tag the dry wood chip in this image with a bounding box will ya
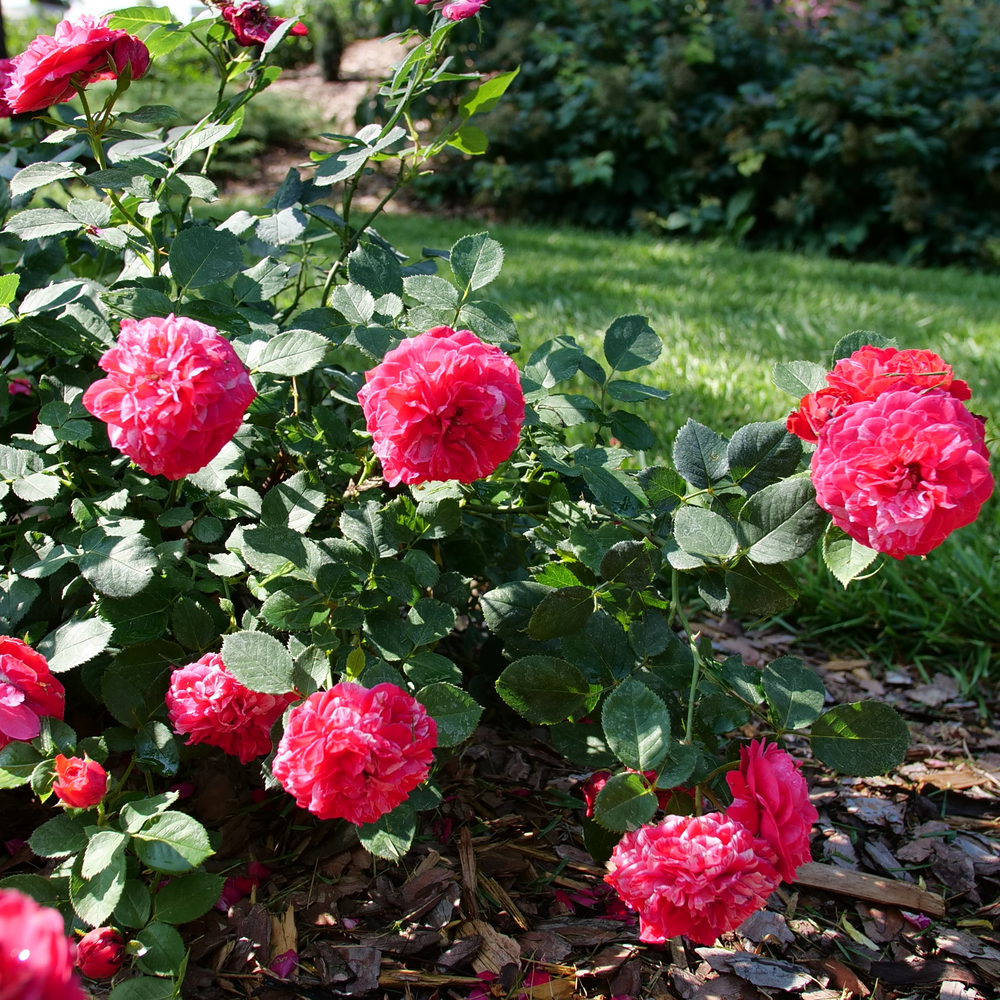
[843,795,906,834]
[575,943,638,977]
[690,972,765,999]
[609,957,642,996]
[822,829,859,869]
[521,978,576,1000]
[868,958,981,987]
[518,930,573,965]
[670,966,706,999]
[737,909,794,944]
[458,918,521,973]
[909,673,961,708]
[864,839,914,882]
[224,902,271,972]
[696,948,818,991]
[341,946,381,995]
[353,929,443,956]
[535,917,639,946]
[794,862,947,917]
[940,981,984,1000]
[856,902,904,944]
[804,958,868,997]
[268,904,296,964]
[437,935,483,972]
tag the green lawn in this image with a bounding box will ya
[377,215,1000,680]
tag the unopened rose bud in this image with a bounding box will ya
[76,926,124,979]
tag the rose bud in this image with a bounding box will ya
[52,754,108,809]
[76,926,125,979]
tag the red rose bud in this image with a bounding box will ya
[76,926,124,979]
[221,1,307,46]
[52,754,108,809]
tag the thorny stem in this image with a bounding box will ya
[671,567,704,745]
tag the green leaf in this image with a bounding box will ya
[37,617,114,674]
[718,655,764,705]
[358,802,416,860]
[0,873,59,905]
[133,812,213,873]
[79,526,158,598]
[0,273,20,308]
[606,379,671,403]
[459,68,519,119]
[120,792,180,835]
[340,500,396,558]
[480,580,553,646]
[450,233,504,292]
[823,526,878,587]
[0,741,44,788]
[119,104,180,124]
[107,6,175,30]
[136,921,186,977]
[135,721,180,777]
[457,300,519,351]
[725,561,798,617]
[810,701,910,776]
[549,721,617,768]
[592,771,657,832]
[601,677,670,771]
[528,586,593,641]
[71,849,126,927]
[220,631,295,694]
[115,879,153,928]
[599,539,653,588]
[448,124,488,154]
[581,815,621,865]
[170,227,242,291]
[255,330,327,376]
[171,599,216,651]
[4,208,80,240]
[11,161,83,198]
[496,656,591,724]
[638,467,686,513]
[739,477,827,564]
[602,315,661,373]
[580,467,648,517]
[656,740,699,789]
[416,683,482,747]
[255,207,307,246]
[831,331,895,364]
[29,814,86,857]
[772,360,829,397]
[171,121,240,169]
[609,410,655,450]
[82,830,129,879]
[348,242,403,298]
[561,610,632,684]
[673,419,729,488]
[101,591,170,645]
[727,421,803,495]
[673,506,738,561]
[762,656,826,730]
[108,977,178,1000]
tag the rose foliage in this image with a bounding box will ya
[0,2,990,989]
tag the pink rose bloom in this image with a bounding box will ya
[7,378,32,397]
[220,1,308,46]
[52,754,108,810]
[786,387,854,443]
[358,327,524,486]
[0,888,87,1000]
[0,637,65,749]
[725,740,818,882]
[605,813,780,945]
[826,347,971,403]
[5,15,149,114]
[271,682,437,826]
[811,388,993,558]
[75,927,124,980]
[166,653,295,764]
[441,0,487,19]
[0,59,16,117]
[83,314,256,481]
[788,346,972,443]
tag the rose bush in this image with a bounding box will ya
[0,2,989,988]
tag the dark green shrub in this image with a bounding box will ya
[369,0,1000,266]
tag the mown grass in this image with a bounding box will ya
[376,215,1000,678]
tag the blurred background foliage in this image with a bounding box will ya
[368,0,1000,268]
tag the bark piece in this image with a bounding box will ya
[794,861,946,917]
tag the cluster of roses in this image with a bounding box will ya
[0,3,304,118]
[0,14,149,116]
[788,347,993,558]
[602,741,819,945]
